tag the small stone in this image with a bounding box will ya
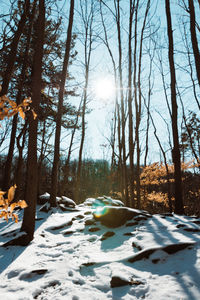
[88,227,100,232]
[132,242,142,251]
[85,219,96,226]
[101,231,115,241]
[110,276,130,288]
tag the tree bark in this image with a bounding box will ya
[50,0,75,207]
[21,0,45,240]
[128,0,135,207]
[188,0,200,86]
[0,0,30,97]
[165,0,184,214]
[115,0,129,205]
[2,1,35,191]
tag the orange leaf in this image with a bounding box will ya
[18,200,28,208]
[10,202,17,213]
[32,110,37,120]
[19,107,25,119]
[8,185,17,203]
[12,213,18,223]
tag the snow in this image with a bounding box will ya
[0,198,200,300]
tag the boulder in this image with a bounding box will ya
[83,196,124,208]
[93,206,151,228]
[38,192,50,204]
[57,196,76,208]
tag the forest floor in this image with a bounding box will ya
[0,198,200,300]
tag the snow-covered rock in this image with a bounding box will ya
[93,206,151,228]
[38,193,76,209]
[57,196,76,208]
[83,196,124,208]
[38,192,50,204]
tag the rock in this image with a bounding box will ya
[83,196,124,207]
[132,242,142,251]
[128,242,195,263]
[110,276,143,288]
[123,232,135,236]
[50,220,73,231]
[88,227,101,232]
[183,227,200,233]
[85,219,96,226]
[101,231,115,241]
[126,221,138,227]
[110,276,130,288]
[176,224,186,228]
[192,220,200,225]
[93,206,151,228]
[38,192,50,204]
[57,196,76,208]
[62,230,75,235]
[39,202,51,212]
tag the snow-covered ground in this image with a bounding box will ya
[0,198,200,300]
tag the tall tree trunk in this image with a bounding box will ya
[115,0,129,205]
[37,118,46,195]
[15,121,28,201]
[128,0,135,207]
[21,0,45,241]
[165,0,184,214]
[50,0,75,207]
[75,0,94,204]
[2,1,35,191]
[75,90,87,204]
[0,0,30,97]
[188,0,200,86]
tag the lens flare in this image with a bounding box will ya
[92,200,108,218]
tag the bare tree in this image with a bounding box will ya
[50,0,75,207]
[0,0,30,97]
[21,0,45,243]
[2,1,36,191]
[75,0,95,203]
[165,0,184,214]
[188,0,200,86]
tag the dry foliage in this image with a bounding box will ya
[0,185,27,223]
[0,85,37,122]
[140,161,196,186]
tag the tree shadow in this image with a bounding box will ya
[0,207,50,274]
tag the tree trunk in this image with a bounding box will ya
[115,0,129,205]
[128,0,135,207]
[2,1,35,191]
[0,0,30,97]
[21,0,45,241]
[188,0,200,86]
[50,0,75,207]
[15,121,28,201]
[165,0,184,214]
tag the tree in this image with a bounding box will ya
[165,0,184,214]
[74,0,97,203]
[2,1,36,191]
[0,0,30,97]
[50,0,75,207]
[188,0,200,86]
[21,0,45,242]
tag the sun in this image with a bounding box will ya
[94,77,115,100]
